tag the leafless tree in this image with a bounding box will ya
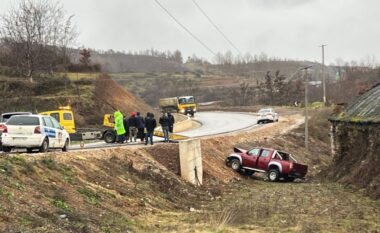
[0,0,77,82]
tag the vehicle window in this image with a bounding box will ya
[278,151,289,161]
[50,113,60,122]
[43,117,54,128]
[274,152,283,160]
[50,117,62,129]
[6,116,39,126]
[261,150,271,157]
[259,109,271,113]
[179,97,195,104]
[248,148,260,156]
[63,113,72,121]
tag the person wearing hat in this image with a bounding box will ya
[128,112,138,142]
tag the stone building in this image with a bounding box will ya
[329,83,380,199]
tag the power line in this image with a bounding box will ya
[154,0,217,56]
[191,0,241,55]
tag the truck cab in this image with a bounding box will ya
[39,106,76,134]
[177,96,197,116]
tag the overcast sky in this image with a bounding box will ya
[1,0,379,64]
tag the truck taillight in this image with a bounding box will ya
[290,162,293,170]
[2,125,7,133]
[34,126,41,134]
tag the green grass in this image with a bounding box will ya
[51,197,71,212]
[77,187,101,206]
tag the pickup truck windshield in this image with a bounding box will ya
[6,116,40,126]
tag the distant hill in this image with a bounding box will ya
[70,49,187,73]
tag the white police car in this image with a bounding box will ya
[1,114,70,153]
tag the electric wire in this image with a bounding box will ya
[154,0,217,56]
[191,0,241,55]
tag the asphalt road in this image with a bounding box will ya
[1,111,259,152]
[180,111,258,137]
[70,111,258,150]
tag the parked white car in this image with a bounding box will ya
[256,108,279,124]
[1,115,70,153]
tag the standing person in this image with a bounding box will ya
[145,113,157,145]
[136,112,145,142]
[123,115,129,142]
[114,110,126,143]
[128,112,138,142]
[168,112,175,133]
[159,112,170,142]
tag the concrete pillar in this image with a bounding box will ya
[179,138,202,185]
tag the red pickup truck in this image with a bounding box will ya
[225,147,308,182]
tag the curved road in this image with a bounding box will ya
[70,111,258,150]
[0,112,259,152]
[181,111,258,137]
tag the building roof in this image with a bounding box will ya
[331,83,380,123]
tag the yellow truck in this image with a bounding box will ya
[159,96,197,116]
[39,107,102,141]
[39,107,188,143]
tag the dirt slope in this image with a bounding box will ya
[74,74,158,126]
[0,108,379,232]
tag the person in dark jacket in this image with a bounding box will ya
[136,112,145,142]
[128,112,138,142]
[123,115,129,142]
[159,112,170,142]
[144,112,157,145]
[168,112,175,133]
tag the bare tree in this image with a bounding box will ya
[0,0,77,82]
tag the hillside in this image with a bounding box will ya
[0,74,157,127]
[0,108,379,232]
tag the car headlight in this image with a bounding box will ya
[180,109,185,113]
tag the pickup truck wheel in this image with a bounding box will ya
[268,169,280,182]
[104,131,116,143]
[62,139,69,152]
[230,159,241,171]
[2,146,11,153]
[39,138,49,153]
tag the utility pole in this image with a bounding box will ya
[301,65,312,151]
[319,44,327,105]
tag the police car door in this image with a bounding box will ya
[50,116,65,148]
[42,116,58,148]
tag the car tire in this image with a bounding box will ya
[39,138,49,153]
[27,148,34,153]
[62,139,69,152]
[244,170,255,176]
[230,159,241,171]
[2,146,11,153]
[268,169,280,182]
[104,131,116,143]
[257,120,261,124]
